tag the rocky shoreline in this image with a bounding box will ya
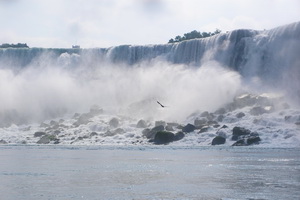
[0,93,300,147]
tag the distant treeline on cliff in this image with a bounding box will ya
[168,29,221,43]
[0,43,29,48]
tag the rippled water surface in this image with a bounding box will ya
[0,145,299,200]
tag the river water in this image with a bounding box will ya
[0,145,299,200]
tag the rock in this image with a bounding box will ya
[50,120,59,126]
[73,114,91,126]
[0,139,8,144]
[215,107,226,115]
[234,94,256,108]
[40,122,49,128]
[194,118,207,127]
[37,135,59,144]
[109,118,119,128]
[143,125,165,139]
[34,131,46,137]
[182,124,196,133]
[217,115,224,122]
[174,132,185,141]
[73,113,80,119]
[212,136,226,145]
[232,127,251,141]
[114,128,125,134]
[136,120,147,128]
[89,105,103,116]
[199,126,209,133]
[167,122,179,127]
[236,112,245,118]
[250,106,268,116]
[153,131,175,145]
[59,119,65,124]
[155,121,166,127]
[165,125,174,131]
[90,132,98,137]
[200,111,210,118]
[247,136,261,145]
[232,139,247,146]
[295,122,300,126]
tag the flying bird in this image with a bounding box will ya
[157,101,165,108]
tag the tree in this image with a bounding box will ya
[168,29,221,43]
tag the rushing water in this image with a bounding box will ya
[0,145,299,200]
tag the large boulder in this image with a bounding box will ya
[232,127,251,140]
[34,131,46,137]
[247,136,261,145]
[182,124,196,133]
[212,136,226,145]
[153,131,175,145]
[143,125,165,139]
[0,139,8,144]
[37,135,59,144]
[136,120,147,128]
[109,118,119,128]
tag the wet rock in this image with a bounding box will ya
[109,118,119,128]
[200,111,210,118]
[182,124,196,133]
[236,112,245,118]
[90,132,98,137]
[114,128,125,134]
[143,125,165,139]
[155,121,166,127]
[212,136,226,145]
[174,132,185,141]
[73,113,80,119]
[34,131,46,137]
[232,139,246,146]
[153,131,175,145]
[50,120,59,127]
[199,126,209,133]
[136,120,147,128]
[247,136,261,145]
[217,115,224,122]
[232,127,251,141]
[0,139,8,144]
[165,125,174,131]
[37,135,50,144]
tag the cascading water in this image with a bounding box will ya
[0,22,299,146]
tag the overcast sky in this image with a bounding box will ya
[0,0,299,48]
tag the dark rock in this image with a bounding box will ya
[144,125,165,139]
[174,132,185,141]
[295,122,300,126]
[232,139,247,146]
[142,128,151,137]
[215,107,226,115]
[250,106,267,116]
[212,136,226,145]
[109,118,119,128]
[153,131,175,144]
[34,132,46,137]
[182,124,196,133]
[247,136,261,145]
[236,112,245,118]
[37,135,54,144]
[136,120,147,128]
[53,130,61,135]
[90,132,98,137]
[155,121,166,127]
[217,115,224,122]
[232,127,251,141]
[0,139,8,144]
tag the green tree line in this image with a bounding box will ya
[168,29,221,43]
[0,43,29,48]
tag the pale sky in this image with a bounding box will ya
[0,0,299,48]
